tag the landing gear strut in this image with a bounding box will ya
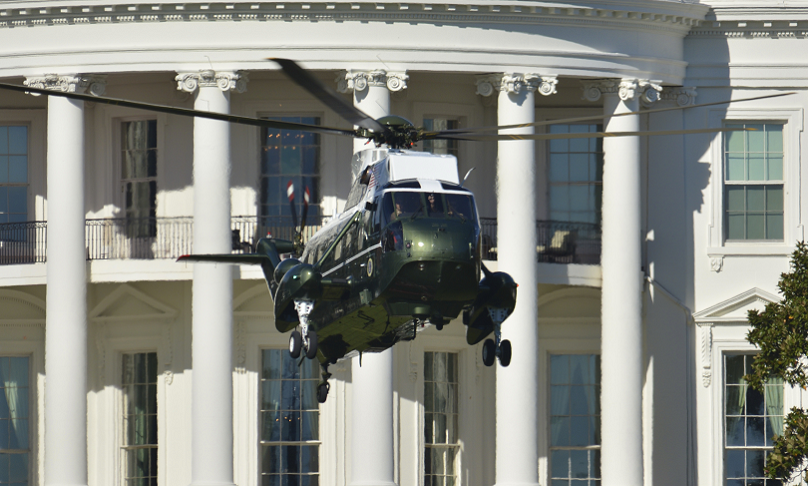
[292,300,318,360]
[481,308,512,367]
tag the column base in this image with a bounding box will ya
[189,482,237,486]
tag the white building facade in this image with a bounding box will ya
[0,1,804,486]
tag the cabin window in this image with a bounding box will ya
[260,349,320,486]
[260,117,321,237]
[121,352,158,486]
[121,120,158,238]
[0,356,30,486]
[0,126,28,224]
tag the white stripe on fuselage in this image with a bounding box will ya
[321,243,382,277]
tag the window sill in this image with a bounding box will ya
[707,244,794,257]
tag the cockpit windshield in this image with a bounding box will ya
[380,190,477,226]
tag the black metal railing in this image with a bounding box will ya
[1,216,600,265]
[0,216,327,265]
[479,218,601,264]
[0,221,47,265]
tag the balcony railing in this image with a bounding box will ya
[0,216,601,266]
[0,221,47,265]
[480,218,601,264]
[0,216,324,265]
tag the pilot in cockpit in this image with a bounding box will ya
[426,193,444,216]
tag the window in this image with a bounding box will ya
[121,120,157,238]
[724,353,783,486]
[547,125,603,224]
[724,123,784,241]
[424,352,459,486]
[423,118,459,157]
[260,349,319,486]
[549,354,600,486]
[0,356,29,486]
[121,352,158,486]
[0,126,28,224]
[260,118,321,232]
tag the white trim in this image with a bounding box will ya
[707,107,804,254]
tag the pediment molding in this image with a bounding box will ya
[89,284,178,323]
[234,283,273,317]
[693,287,780,324]
[0,2,704,34]
[0,289,46,326]
[538,287,600,320]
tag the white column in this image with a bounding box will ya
[338,69,408,154]
[176,70,246,486]
[477,73,548,486]
[29,74,104,486]
[585,79,658,486]
[338,69,406,486]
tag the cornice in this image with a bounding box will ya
[0,2,704,34]
[689,19,808,37]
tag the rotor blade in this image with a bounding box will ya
[300,186,310,231]
[428,92,797,136]
[0,81,357,137]
[433,126,749,142]
[269,58,384,133]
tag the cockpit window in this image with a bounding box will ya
[383,192,424,222]
[445,193,475,221]
[380,191,477,226]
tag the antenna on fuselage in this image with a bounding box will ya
[461,167,476,187]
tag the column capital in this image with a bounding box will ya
[475,73,557,97]
[175,70,248,94]
[581,78,662,104]
[24,74,106,96]
[660,86,698,107]
[336,69,408,93]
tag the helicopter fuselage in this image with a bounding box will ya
[270,151,483,363]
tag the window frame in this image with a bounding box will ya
[0,336,45,486]
[422,351,461,486]
[0,111,45,223]
[707,108,803,256]
[535,326,600,486]
[709,337,801,486]
[258,347,322,486]
[0,355,34,486]
[546,353,601,485]
[119,351,159,486]
[544,123,604,225]
[113,115,163,220]
[257,113,323,226]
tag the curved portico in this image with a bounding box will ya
[0,2,709,486]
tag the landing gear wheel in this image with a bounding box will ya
[317,382,330,403]
[305,330,318,359]
[482,339,496,367]
[499,340,512,367]
[289,331,302,359]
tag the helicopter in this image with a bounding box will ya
[0,60,792,403]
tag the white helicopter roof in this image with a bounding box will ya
[351,148,460,186]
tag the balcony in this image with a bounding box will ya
[0,217,601,266]
[479,218,601,265]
